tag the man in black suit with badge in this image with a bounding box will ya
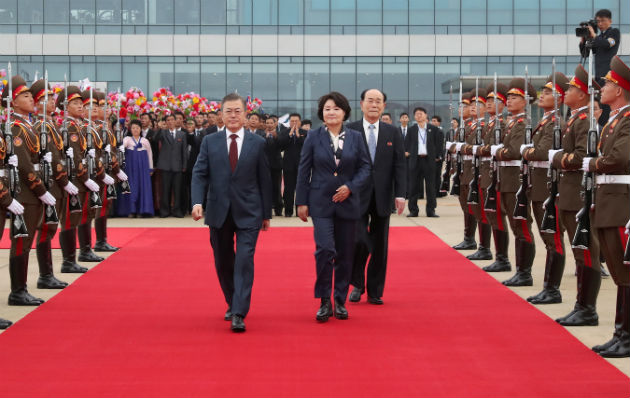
[279,113,308,217]
[405,107,441,218]
[347,89,407,305]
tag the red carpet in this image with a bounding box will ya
[0,227,628,397]
[0,227,146,249]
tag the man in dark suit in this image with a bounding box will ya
[406,107,440,218]
[157,114,187,218]
[431,115,446,197]
[279,113,308,217]
[183,118,208,212]
[192,93,272,333]
[263,115,284,216]
[347,89,407,305]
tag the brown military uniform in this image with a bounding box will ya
[0,133,16,240]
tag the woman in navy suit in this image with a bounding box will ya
[296,92,371,322]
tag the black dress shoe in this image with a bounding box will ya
[598,334,630,358]
[61,262,88,274]
[502,271,533,286]
[224,307,233,321]
[406,212,418,218]
[93,241,119,252]
[231,315,246,332]
[467,246,492,260]
[78,250,104,262]
[426,212,440,218]
[368,297,384,305]
[557,305,598,326]
[482,255,512,272]
[527,288,562,304]
[334,300,348,320]
[37,274,68,289]
[8,290,45,306]
[284,213,293,217]
[173,213,184,218]
[316,298,333,322]
[0,318,12,330]
[592,336,619,354]
[452,237,477,250]
[349,287,363,302]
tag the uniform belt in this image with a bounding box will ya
[498,160,521,167]
[481,157,492,162]
[595,174,630,185]
[417,154,428,158]
[463,155,474,161]
[530,161,550,168]
[0,170,5,177]
[33,164,40,171]
[60,160,66,166]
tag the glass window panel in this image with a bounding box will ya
[305,63,329,101]
[175,0,200,24]
[356,64,381,101]
[0,0,17,24]
[356,0,381,25]
[487,62,513,76]
[541,0,565,26]
[409,63,434,100]
[278,100,304,121]
[44,0,69,24]
[621,0,630,25]
[71,62,96,82]
[305,0,329,25]
[149,0,173,24]
[253,0,277,25]
[253,63,278,100]
[461,0,485,25]
[227,0,252,25]
[71,0,95,24]
[18,0,43,23]
[201,63,226,100]
[227,63,252,95]
[148,62,173,94]
[96,0,121,24]
[201,0,227,24]
[97,62,122,81]
[435,0,460,25]
[567,0,591,24]
[123,63,147,93]
[384,0,407,25]
[383,64,408,101]
[45,62,70,82]
[487,0,511,24]
[331,63,355,100]
[17,63,42,83]
[514,0,539,25]
[304,100,320,124]
[279,63,303,100]
[122,0,147,24]
[409,0,433,25]
[278,0,303,25]
[174,63,199,93]
[594,0,619,19]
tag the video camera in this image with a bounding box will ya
[576,19,597,38]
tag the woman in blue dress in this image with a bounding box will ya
[116,119,154,217]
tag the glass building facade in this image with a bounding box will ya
[0,0,628,122]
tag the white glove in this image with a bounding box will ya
[118,145,125,154]
[582,157,593,172]
[116,170,128,181]
[88,149,96,158]
[491,144,504,157]
[103,174,115,185]
[84,178,100,192]
[472,145,479,155]
[8,155,18,167]
[548,149,562,161]
[7,199,24,215]
[625,219,630,235]
[455,143,464,152]
[38,191,56,206]
[43,152,52,163]
[66,147,74,158]
[105,144,111,154]
[64,181,79,195]
[520,144,533,156]
[445,141,453,149]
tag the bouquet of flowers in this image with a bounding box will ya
[151,87,175,117]
[177,92,208,117]
[122,87,151,120]
[246,96,263,115]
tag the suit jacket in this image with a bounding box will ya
[404,122,441,172]
[191,129,272,229]
[186,129,208,172]
[205,125,218,135]
[279,128,308,170]
[346,120,407,217]
[156,129,188,172]
[398,125,410,141]
[145,128,160,165]
[496,115,526,193]
[295,126,371,220]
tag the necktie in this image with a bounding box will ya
[368,124,376,163]
[171,130,176,139]
[402,127,406,137]
[229,134,238,172]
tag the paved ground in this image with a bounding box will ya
[1,194,627,377]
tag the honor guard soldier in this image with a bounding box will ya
[480,82,513,272]
[463,88,492,260]
[584,56,630,358]
[3,75,57,306]
[550,65,602,326]
[30,78,74,289]
[523,71,570,304]
[491,78,537,287]
[450,92,478,250]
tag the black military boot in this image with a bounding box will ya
[60,228,88,273]
[93,217,119,252]
[593,286,624,354]
[8,254,45,306]
[598,287,630,358]
[0,318,12,329]
[453,214,477,250]
[558,264,600,326]
[483,229,512,272]
[78,223,104,262]
[316,298,333,322]
[502,239,534,286]
[36,240,68,289]
[528,250,565,304]
[467,222,493,260]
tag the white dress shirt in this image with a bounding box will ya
[417,123,428,155]
[401,125,407,138]
[363,118,380,145]
[226,127,245,158]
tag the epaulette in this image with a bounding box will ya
[578,113,587,120]
[517,118,524,123]
[624,110,630,118]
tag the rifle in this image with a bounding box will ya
[439,85,454,195]
[450,80,464,196]
[101,92,117,200]
[39,70,59,225]
[116,88,131,194]
[484,73,501,212]
[541,59,562,233]
[572,51,598,250]
[514,66,532,220]
[86,86,103,209]
[3,63,28,238]
[624,220,629,264]
[61,75,82,213]
[467,77,482,204]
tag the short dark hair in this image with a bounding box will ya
[247,113,261,120]
[221,92,246,109]
[382,112,392,119]
[173,110,185,119]
[399,112,408,118]
[317,91,351,122]
[413,107,427,115]
[289,112,302,120]
[268,114,278,120]
[129,119,142,130]
[301,119,312,126]
[595,9,611,19]
[140,112,150,118]
[164,114,174,122]
[431,115,442,123]
[360,88,387,103]
[208,110,218,115]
